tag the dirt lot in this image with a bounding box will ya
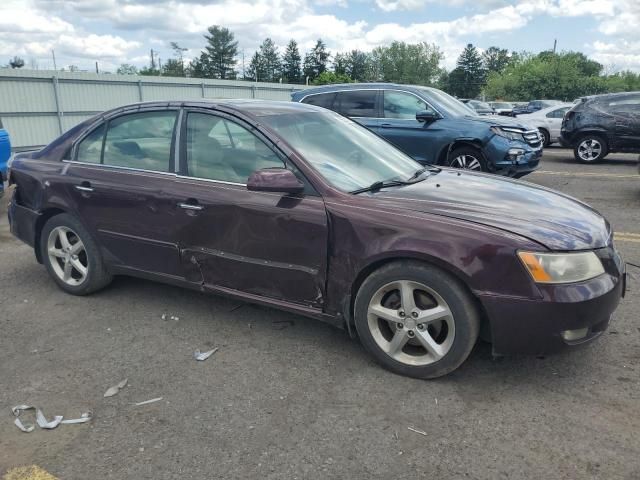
[1,148,639,480]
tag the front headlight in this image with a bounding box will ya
[490,126,525,142]
[518,251,605,284]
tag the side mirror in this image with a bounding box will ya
[247,168,304,194]
[416,110,440,123]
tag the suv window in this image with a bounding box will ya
[607,95,640,113]
[335,90,378,117]
[76,124,106,164]
[302,93,336,109]
[383,91,432,119]
[103,111,176,172]
[546,107,569,118]
[185,112,284,184]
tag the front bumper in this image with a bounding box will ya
[486,136,542,178]
[478,246,625,355]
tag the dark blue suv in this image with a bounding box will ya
[291,84,542,177]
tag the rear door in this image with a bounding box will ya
[608,94,640,150]
[378,90,440,164]
[173,109,328,308]
[64,108,184,277]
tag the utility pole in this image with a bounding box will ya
[95,61,99,74]
[242,48,245,80]
[552,39,557,54]
[51,49,57,71]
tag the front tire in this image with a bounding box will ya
[574,134,608,163]
[40,213,112,295]
[446,146,487,172]
[354,261,480,379]
[539,128,551,147]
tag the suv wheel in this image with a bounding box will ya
[354,261,480,379]
[574,135,608,163]
[446,147,486,172]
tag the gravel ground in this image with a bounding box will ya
[1,148,639,479]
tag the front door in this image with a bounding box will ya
[64,109,183,277]
[378,90,441,164]
[609,94,640,150]
[173,109,328,308]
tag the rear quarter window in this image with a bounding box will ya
[302,93,336,110]
[334,90,378,117]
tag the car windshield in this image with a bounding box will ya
[418,87,478,117]
[492,102,512,109]
[258,109,422,192]
[471,101,492,110]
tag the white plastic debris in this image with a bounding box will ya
[104,378,128,397]
[161,314,167,320]
[193,348,218,361]
[407,426,427,436]
[133,397,163,406]
[12,405,92,432]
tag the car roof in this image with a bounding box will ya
[524,103,573,115]
[581,91,640,102]
[100,99,320,118]
[292,83,432,98]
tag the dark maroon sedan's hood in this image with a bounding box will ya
[372,169,610,251]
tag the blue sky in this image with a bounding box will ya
[0,0,638,73]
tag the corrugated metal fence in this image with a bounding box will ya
[0,70,309,150]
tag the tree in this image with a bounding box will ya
[303,39,330,82]
[482,46,512,74]
[250,38,280,82]
[333,52,348,75]
[246,51,265,81]
[202,26,238,79]
[117,63,139,75]
[447,43,485,98]
[9,56,25,69]
[281,40,302,83]
[170,41,188,76]
[312,71,353,85]
[369,42,443,85]
[162,59,184,77]
[345,50,368,81]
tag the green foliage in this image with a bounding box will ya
[117,63,138,75]
[303,39,330,82]
[482,46,513,74]
[483,51,617,101]
[368,41,443,85]
[447,43,485,98]
[139,66,160,76]
[190,26,238,79]
[162,59,185,77]
[246,38,280,82]
[311,71,353,85]
[282,40,302,83]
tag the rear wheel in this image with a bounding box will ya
[354,261,480,379]
[574,134,608,163]
[40,213,112,295]
[539,128,551,147]
[446,146,487,172]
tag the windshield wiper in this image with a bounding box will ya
[406,166,441,183]
[350,180,408,195]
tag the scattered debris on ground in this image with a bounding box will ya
[12,405,92,433]
[407,426,427,436]
[104,378,128,398]
[194,348,218,361]
[133,397,163,406]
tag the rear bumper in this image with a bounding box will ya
[8,196,40,248]
[479,249,625,355]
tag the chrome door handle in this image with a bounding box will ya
[74,185,94,192]
[178,202,203,211]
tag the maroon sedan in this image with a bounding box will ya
[7,100,625,378]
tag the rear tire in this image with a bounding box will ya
[354,261,480,379]
[539,128,551,147]
[574,134,608,163]
[446,146,487,172]
[40,213,112,295]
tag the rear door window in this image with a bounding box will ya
[103,111,176,172]
[546,107,569,118]
[335,90,378,117]
[608,95,640,113]
[76,124,105,164]
[302,93,336,110]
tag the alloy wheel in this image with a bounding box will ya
[577,138,602,162]
[366,280,455,366]
[450,154,482,170]
[47,226,88,286]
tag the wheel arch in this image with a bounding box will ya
[436,139,486,166]
[573,129,610,148]
[34,207,68,263]
[346,253,490,338]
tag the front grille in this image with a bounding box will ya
[523,129,542,147]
